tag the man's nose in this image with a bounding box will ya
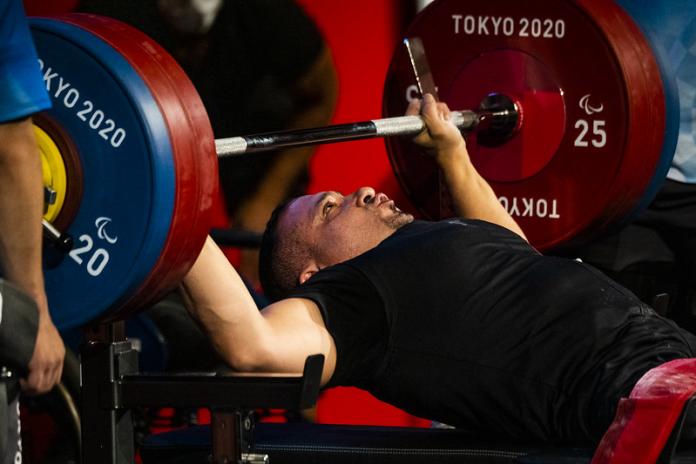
[355,187,376,206]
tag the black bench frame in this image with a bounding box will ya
[80,321,323,464]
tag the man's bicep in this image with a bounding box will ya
[261,297,336,386]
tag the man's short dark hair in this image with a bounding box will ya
[259,200,311,302]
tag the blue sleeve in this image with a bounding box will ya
[0,0,52,122]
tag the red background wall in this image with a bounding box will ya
[296,0,428,427]
[297,0,413,210]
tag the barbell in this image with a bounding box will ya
[28,0,691,329]
[213,93,517,157]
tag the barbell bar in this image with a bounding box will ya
[41,92,520,256]
[214,93,519,157]
[41,85,520,251]
[213,35,518,158]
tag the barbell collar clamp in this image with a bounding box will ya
[42,219,73,253]
[44,186,57,206]
[476,93,521,147]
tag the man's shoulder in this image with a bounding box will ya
[380,218,502,244]
[0,0,52,121]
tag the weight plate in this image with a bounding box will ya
[33,112,84,233]
[383,0,676,250]
[58,15,218,319]
[31,16,217,329]
[35,124,68,223]
[616,0,692,208]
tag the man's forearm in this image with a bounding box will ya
[409,94,527,240]
[438,145,527,240]
[179,236,272,370]
[0,118,48,311]
[182,237,337,379]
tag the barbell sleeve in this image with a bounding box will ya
[215,110,480,158]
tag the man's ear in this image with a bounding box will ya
[299,261,320,285]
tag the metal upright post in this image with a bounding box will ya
[81,322,139,464]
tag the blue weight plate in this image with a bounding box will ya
[31,19,175,330]
[615,0,686,216]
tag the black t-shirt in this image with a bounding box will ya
[291,219,696,443]
[78,0,324,212]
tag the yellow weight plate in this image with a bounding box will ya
[34,125,67,222]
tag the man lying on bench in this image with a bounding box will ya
[180,94,696,451]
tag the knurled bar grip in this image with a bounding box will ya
[215,110,479,158]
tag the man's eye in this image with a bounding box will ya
[323,202,335,216]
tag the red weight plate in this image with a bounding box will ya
[383,0,668,251]
[56,14,218,319]
[452,51,565,183]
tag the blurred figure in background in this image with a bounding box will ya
[569,2,696,334]
[78,0,338,289]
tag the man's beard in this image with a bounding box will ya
[384,204,414,230]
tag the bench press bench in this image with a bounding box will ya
[137,360,696,464]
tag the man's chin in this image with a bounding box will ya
[389,212,414,229]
